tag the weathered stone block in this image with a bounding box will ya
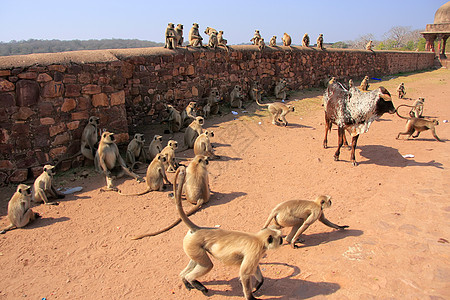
[63,74,77,84]
[49,146,67,159]
[61,98,77,112]
[67,120,80,130]
[37,73,53,82]
[111,90,125,106]
[0,70,11,76]
[40,117,55,125]
[13,107,35,120]
[38,101,54,116]
[12,122,29,136]
[92,93,108,107]
[0,78,15,91]
[0,160,14,170]
[31,166,43,178]
[48,65,66,72]
[42,80,64,98]
[0,92,15,107]
[72,111,89,120]
[18,72,38,80]
[82,84,101,94]
[52,132,70,146]
[49,123,66,137]
[65,84,81,97]
[8,169,28,183]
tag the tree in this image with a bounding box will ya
[351,34,375,49]
[384,26,411,48]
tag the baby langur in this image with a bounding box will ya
[208,31,218,49]
[81,116,100,160]
[131,155,211,240]
[119,153,171,196]
[250,30,261,45]
[395,108,442,142]
[126,133,147,169]
[175,166,283,299]
[1,184,40,234]
[182,101,197,128]
[33,164,65,205]
[148,135,163,161]
[256,98,294,126]
[269,35,277,46]
[161,140,179,172]
[194,130,220,160]
[184,116,204,149]
[95,131,144,191]
[263,195,348,248]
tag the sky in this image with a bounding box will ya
[0,0,447,44]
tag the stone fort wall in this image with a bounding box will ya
[0,46,435,183]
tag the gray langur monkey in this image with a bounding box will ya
[250,30,261,45]
[395,108,442,142]
[0,184,40,234]
[208,31,218,49]
[164,23,177,49]
[181,101,197,128]
[126,133,147,169]
[119,153,171,196]
[317,34,324,49]
[274,79,288,100]
[409,98,424,118]
[282,33,292,46]
[206,87,221,115]
[217,30,229,51]
[184,116,204,149]
[33,164,65,205]
[81,116,100,160]
[161,140,179,172]
[229,85,244,108]
[148,135,163,161]
[188,23,203,47]
[162,104,182,134]
[269,35,277,46]
[302,33,310,47]
[131,155,211,240]
[95,131,144,191]
[256,98,295,126]
[258,38,265,51]
[360,76,370,91]
[263,195,348,248]
[175,24,184,47]
[175,166,283,299]
[194,130,220,160]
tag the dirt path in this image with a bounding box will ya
[1,69,449,300]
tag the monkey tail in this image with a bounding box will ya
[262,212,276,229]
[130,167,200,240]
[395,104,414,120]
[118,188,151,197]
[255,98,268,107]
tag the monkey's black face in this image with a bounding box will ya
[110,135,115,141]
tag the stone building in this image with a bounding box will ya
[421,1,450,58]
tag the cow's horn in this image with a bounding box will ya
[380,93,392,101]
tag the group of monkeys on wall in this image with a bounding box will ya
[2,71,442,299]
[164,22,325,52]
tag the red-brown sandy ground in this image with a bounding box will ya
[0,68,449,300]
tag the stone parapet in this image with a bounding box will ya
[0,46,435,184]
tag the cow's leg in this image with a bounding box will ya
[343,131,349,148]
[323,119,331,149]
[334,127,345,161]
[350,134,360,166]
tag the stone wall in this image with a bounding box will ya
[0,46,435,184]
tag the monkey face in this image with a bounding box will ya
[134,134,145,144]
[317,195,332,209]
[89,116,100,125]
[43,165,56,176]
[177,24,183,29]
[17,184,32,196]
[102,132,115,144]
[261,228,283,250]
[157,154,167,163]
[196,117,204,126]
[154,135,162,142]
[189,102,196,108]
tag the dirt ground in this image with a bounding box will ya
[0,68,449,300]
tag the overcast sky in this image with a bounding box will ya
[0,0,447,44]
